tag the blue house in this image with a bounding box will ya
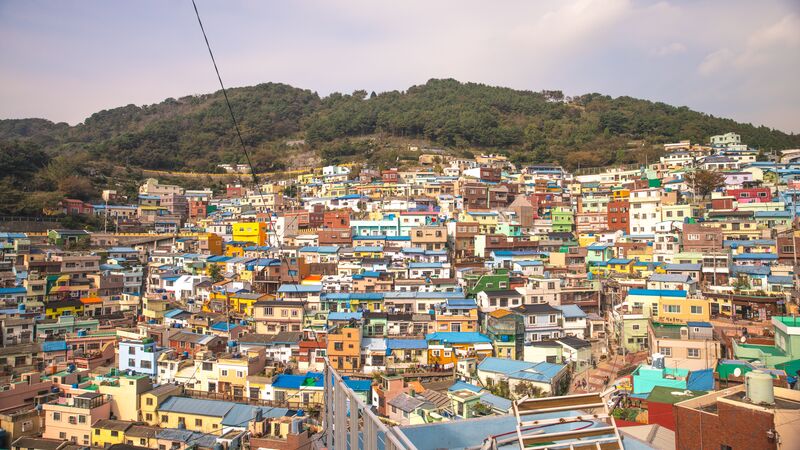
[476,357,569,396]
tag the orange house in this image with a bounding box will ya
[425,332,493,367]
[327,326,362,373]
[433,299,479,333]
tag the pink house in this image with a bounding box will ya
[0,373,54,413]
[42,392,111,446]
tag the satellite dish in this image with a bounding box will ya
[740,336,747,343]
[733,367,742,377]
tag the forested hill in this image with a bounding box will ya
[2,78,799,176]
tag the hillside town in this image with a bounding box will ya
[1,131,800,450]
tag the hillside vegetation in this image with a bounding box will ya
[1,79,798,214]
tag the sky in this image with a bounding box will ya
[1,0,799,133]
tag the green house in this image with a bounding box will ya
[551,207,574,233]
[47,229,90,247]
[464,268,511,296]
[732,316,800,369]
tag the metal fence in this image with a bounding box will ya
[324,363,417,450]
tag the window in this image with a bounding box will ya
[659,347,672,356]
[221,370,228,376]
[53,412,61,421]
[95,429,101,435]
[141,360,152,369]
[195,418,203,427]
[688,348,700,358]
[263,307,273,315]
[690,305,703,315]
[111,430,119,437]
[334,342,344,351]
[549,314,556,323]
[79,415,86,424]
[632,324,640,330]
[663,305,681,313]
[146,413,153,421]
[161,415,168,423]
[129,346,136,355]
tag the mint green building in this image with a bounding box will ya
[551,207,574,233]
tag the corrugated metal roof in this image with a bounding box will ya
[157,396,236,417]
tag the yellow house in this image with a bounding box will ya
[271,372,325,409]
[140,384,183,425]
[625,289,710,324]
[353,247,384,258]
[98,373,153,421]
[460,211,499,235]
[577,233,599,248]
[607,258,636,275]
[627,246,653,263]
[91,419,136,447]
[657,297,711,324]
[225,242,247,257]
[156,396,230,433]
[297,173,316,185]
[208,291,267,316]
[611,189,631,200]
[44,299,84,319]
[232,222,268,246]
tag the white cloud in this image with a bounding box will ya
[652,42,686,56]
[699,14,800,75]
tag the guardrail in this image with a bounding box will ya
[325,362,416,450]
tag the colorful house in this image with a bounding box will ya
[425,332,493,367]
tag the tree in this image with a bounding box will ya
[684,169,726,199]
[208,264,224,283]
[513,381,545,399]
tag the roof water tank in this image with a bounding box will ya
[652,353,665,369]
[745,370,774,405]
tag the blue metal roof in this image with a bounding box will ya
[277,284,322,293]
[323,292,384,301]
[425,332,491,344]
[686,321,712,328]
[731,265,771,276]
[159,396,245,419]
[409,262,444,269]
[221,404,289,426]
[554,304,587,318]
[732,253,778,260]
[272,372,324,389]
[477,357,566,383]
[353,246,383,252]
[0,287,27,295]
[42,340,67,352]
[328,312,363,321]
[627,288,687,297]
[386,339,427,350]
[448,381,483,393]
[299,246,340,254]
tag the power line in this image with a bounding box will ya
[191,0,260,190]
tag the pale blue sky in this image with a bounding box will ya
[1,0,799,132]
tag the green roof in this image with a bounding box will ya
[738,343,786,356]
[646,385,707,404]
[775,316,800,328]
[775,359,800,377]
